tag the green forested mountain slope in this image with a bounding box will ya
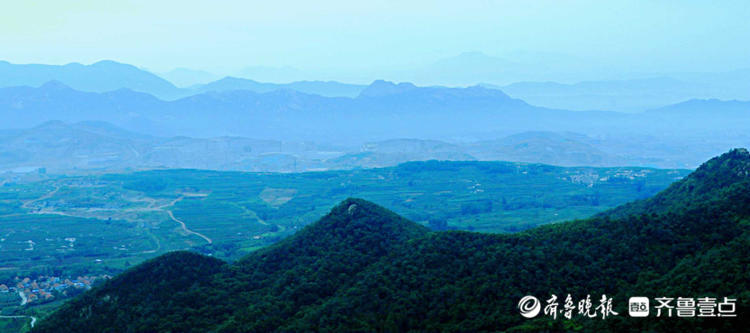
[42,251,226,332]
[34,150,750,332]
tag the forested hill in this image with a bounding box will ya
[601,147,750,219]
[35,150,750,332]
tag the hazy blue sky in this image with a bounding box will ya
[2,0,749,82]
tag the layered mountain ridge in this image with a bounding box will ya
[34,149,750,332]
[2,79,749,148]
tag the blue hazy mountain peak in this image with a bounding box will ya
[648,98,750,115]
[358,80,418,97]
[91,59,127,66]
[39,80,73,90]
[217,76,260,83]
[359,80,516,102]
[0,59,181,99]
[193,76,365,98]
[199,76,263,90]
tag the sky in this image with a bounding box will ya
[2,0,749,83]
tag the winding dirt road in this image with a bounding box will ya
[0,315,36,328]
[166,209,212,244]
[14,187,213,248]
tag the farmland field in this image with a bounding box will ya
[0,160,689,281]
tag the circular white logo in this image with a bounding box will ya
[518,295,541,318]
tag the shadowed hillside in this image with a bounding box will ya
[34,150,750,332]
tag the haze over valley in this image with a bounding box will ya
[1,1,749,331]
[1,60,748,176]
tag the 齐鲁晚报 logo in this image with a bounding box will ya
[519,295,737,320]
[517,295,541,318]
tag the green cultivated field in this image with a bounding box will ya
[0,161,689,281]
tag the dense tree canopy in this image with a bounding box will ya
[35,149,750,332]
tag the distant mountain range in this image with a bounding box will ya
[191,76,365,97]
[3,59,749,113]
[0,60,365,100]
[1,119,746,174]
[0,59,750,112]
[498,71,750,112]
[34,149,750,332]
[2,79,749,137]
[0,79,560,140]
[0,79,748,171]
[0,60,183,99]
[0,121,343,173]
[1,60,748,171]
[0,122,625,172]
